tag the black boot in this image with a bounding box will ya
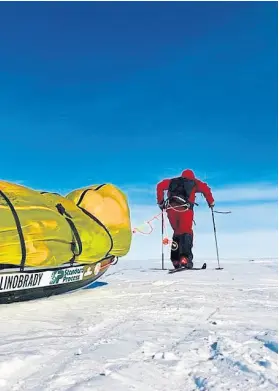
[185,260,193,269]
[172,260,180,269]
[178,233,194,268]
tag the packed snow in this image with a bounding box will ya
[0,257,277,391]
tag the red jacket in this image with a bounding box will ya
[156,169,214,206]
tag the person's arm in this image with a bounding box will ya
[156,179,170,207]
[195,179,215,208]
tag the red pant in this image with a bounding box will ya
[167,208,194,235]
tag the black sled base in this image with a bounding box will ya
[168,262,207,274]
[0,256,115,304]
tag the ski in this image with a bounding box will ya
[168,262,207,273]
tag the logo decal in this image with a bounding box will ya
[94,263,101,276]
[50,267,84,285]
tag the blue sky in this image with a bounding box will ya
[0,1,277,259]
[0,1,277,197]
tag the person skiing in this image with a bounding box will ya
[156,169,215,269]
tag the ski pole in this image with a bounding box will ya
[161,211,165,270]
[211,208,223,270]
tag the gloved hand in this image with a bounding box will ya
[209,202,215,209]
[158,200,165,210]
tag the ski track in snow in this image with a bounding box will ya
[0,258,277,391]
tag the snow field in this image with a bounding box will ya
[0,257,277,391]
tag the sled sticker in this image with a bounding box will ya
[0,262,107,293]
[94,263,101,276]
[83,265,94,278]
[49,266,84,285]
[0,272,45,292]
[0,266,86,292]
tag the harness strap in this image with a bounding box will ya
[165,196,198,211]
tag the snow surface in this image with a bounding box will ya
[0,257,277,391]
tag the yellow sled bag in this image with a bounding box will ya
[0,181,132,269]
[66,183,132,258]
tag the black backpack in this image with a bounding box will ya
[168,177,196,203]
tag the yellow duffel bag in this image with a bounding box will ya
[0,180,132,269]
[0,180,74,268]
[40,191,113,264]
[66,183,132,258]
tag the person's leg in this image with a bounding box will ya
[170,234,180,268]
[166,209,180,268]
[166,208,179,232]
[178,233,194,268]
[176,210,194,268]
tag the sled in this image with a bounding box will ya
[0,255,117,304]
[0,179,132,304]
